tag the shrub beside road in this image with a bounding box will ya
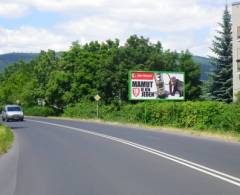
[24,101,240,141]
[63,101,240,140]
[24,106,56,117]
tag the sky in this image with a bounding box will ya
[0,0,234,56]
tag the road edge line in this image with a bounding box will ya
[27,119,240,188]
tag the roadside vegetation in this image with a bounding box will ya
[0,35,201,108]
[24,100,240,141]
[0,6,239,141]
[62,101,240,141]
[23,106,57,117]
[0,124,14,154]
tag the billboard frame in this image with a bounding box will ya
[128,70,185,101]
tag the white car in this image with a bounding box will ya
[2,105,24,122]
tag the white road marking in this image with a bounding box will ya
[27,119,240,187]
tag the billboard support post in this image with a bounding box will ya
[129,71,185,124]
[144,102,147,124]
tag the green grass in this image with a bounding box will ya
[0,124,14,154]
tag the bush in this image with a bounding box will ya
[213,104,240,133]
[24,106,56,117]
[63,101,240,134]
[63,101,97,119]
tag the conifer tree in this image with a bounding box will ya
[209,5,233,103]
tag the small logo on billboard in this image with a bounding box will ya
[133,88,140,97]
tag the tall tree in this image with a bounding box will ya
[0,35,202,107]
[209,5,233,103]
[178,51,201,99]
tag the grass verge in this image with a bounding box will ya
[47,116,240,143]
[0,124,14,155]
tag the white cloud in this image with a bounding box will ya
[161,35,195,52]
[106,0,223,32]
[6,0,105,12]
[57,17,129,42]
[0,0,228,56]
[29,0,104,11]
[0,2,28,18]
[0,26,69,54]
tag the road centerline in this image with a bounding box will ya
[27,119,240,187]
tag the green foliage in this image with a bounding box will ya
[23,106,56,117]
[63,101,240,134]
[63,101,98,119]
[213,104,240,133]
[209,5,233,103]
[0,125,14,154]
[178,51,201,99]
[0,35,202,108]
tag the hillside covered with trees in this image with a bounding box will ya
[192,56,212,81]
[0,52,211,81]
[0,53,38,70]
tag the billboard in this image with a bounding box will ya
[129,71,185,100]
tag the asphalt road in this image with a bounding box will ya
[1,117,240,195]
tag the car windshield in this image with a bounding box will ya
[7,107,21,112]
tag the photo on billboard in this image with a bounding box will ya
[129,71,185,100]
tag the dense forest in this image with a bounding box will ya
[0,35,201,110]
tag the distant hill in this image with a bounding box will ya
[0,53,38,70]
[0,53,212,81]
[192,56,212,81]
